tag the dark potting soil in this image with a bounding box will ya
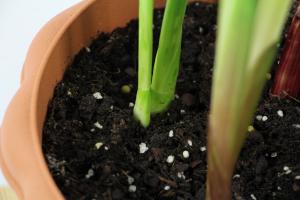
[42,2,300,200]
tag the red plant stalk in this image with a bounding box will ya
[271,4,300,97]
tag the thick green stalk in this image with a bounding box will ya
[150,0,187,113]
[134,0,154,127]
[207,1,257,199]
[207,0,292,200]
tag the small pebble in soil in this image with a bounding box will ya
[95,142,104,150]
[85,47,91,53]
[128,185,137,193]
[166,155,175,164]
[85,169,94,179]
[110,105,114,110]
[90,128,95,132]
[125,67,136,77]
[277,110,284,117]
[129,102,134,107]
[104,146,109,151]
[94,122,103,129]
[256,115,263,121]
[262,115,268,121]
[200,146,207,152]
[164,185,171,191]
[250,194,257,200]
[169,130,174,138]
[181,93,196,106]
[295,175,300,180]
[183,150,190,159]
[121,85,131,94]
[127,176,135,185]
[93,92,103,100]
[248,125,255,132]
[293,183,300,192]
[187,139,193,146]
[175,94,180,99]
[139,143,149,154]
[180,109,186,114]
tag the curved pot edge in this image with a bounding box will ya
[0,0,96,199]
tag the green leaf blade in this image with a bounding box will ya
[150,0,187,113]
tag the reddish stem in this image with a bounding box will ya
[271,4,300,98]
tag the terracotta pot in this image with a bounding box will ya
[0,0,214,199]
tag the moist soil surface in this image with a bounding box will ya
[43,3,300,200]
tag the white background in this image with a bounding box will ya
[0,0,81,186]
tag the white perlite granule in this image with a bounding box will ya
[283,166,292,174]
[277,110,284,117]
[85,169,94,179]
[129,102,135,107]
[293,124,300,129]
[200,146,206,152]
[177,172,186,180]
[271,152,278,158]
[262,116,268,121]
[67,90,72,96]
[95,142,103,150]
[164,185,171,191]
[139,143,149,154]
[128,185,137,192]
[169,130,174,138]
[250,194,257,200]
[294,175,300,180]
[183,150,190,159]
[233,174,240,179]
[127,176,135,185]
[85,47,91,52]
[256,115,263,121]
[94,122,103,129]
[93,92,103,100]
[166,155,175,164]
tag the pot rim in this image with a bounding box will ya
[0,0,96,199]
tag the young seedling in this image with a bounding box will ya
[150,0,188,113]
[271,1,300,98]
[207,1,292,200]
[134,0,154,127]
[134,0,187,127]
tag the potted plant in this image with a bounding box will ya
[0,0,299,200]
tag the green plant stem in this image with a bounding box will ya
[134,0,154,127]
[150,0,187,113]
[206,0,292,199]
